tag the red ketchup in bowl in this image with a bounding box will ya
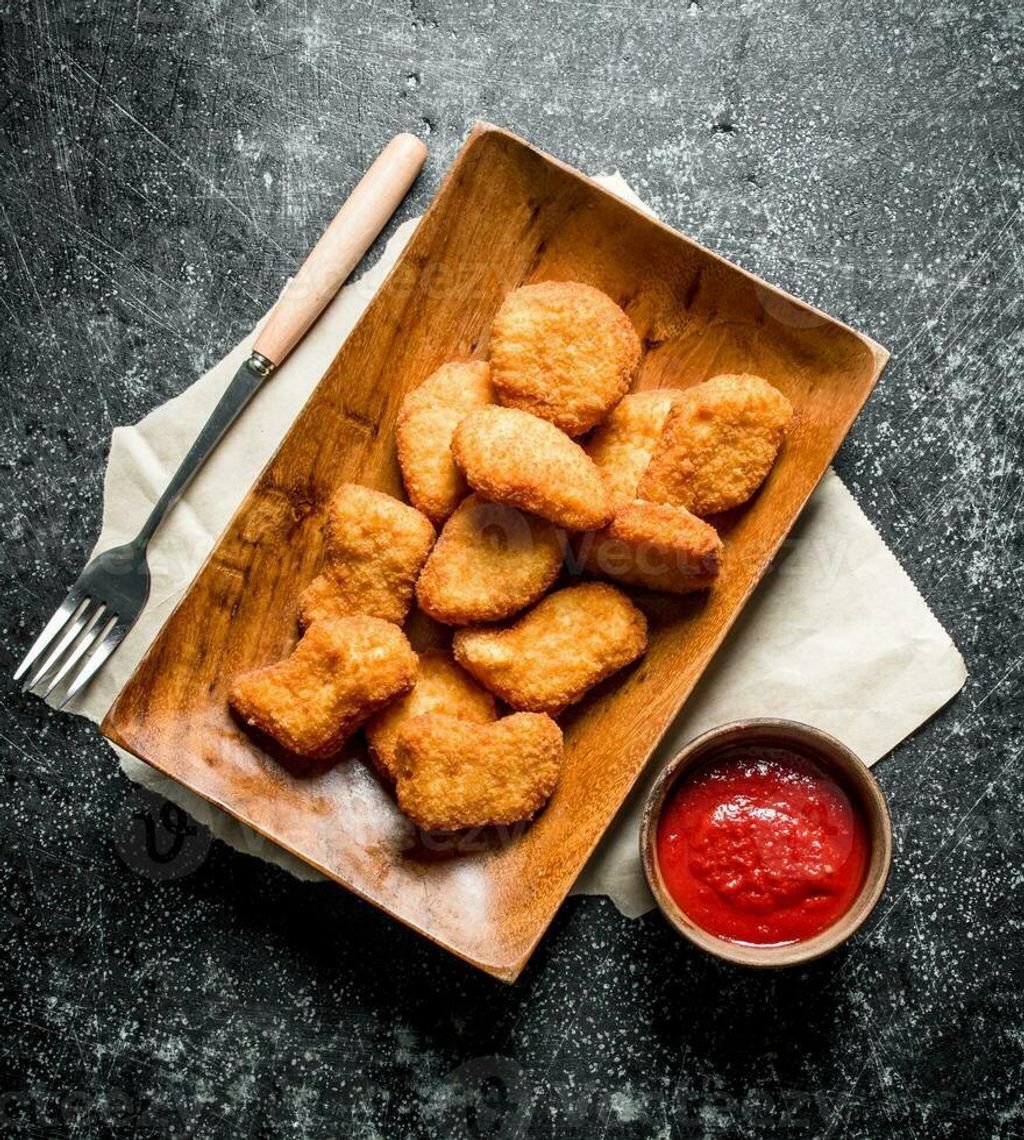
[656,747,869,946]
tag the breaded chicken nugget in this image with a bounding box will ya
[490,281,641,436]
[365,650,497,782]
[416,494,564,625]
[576,500,723,594]
[638,374,793,516]
[453,583,648,715]
[451,407,612,530]
[585,389,684,506]
[396,360,493,524]
[298,483,435,627]
[394,712,563,830]
[229,617,417,760]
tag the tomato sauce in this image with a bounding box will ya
[656,747,869,946]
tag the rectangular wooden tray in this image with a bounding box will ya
[102,124,888,981]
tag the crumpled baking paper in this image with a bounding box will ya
[64,175,966,917]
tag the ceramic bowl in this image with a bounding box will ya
[640,719,893,967]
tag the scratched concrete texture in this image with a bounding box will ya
[1,0,1021,1136]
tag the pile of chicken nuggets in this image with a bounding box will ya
[230,280,793,833]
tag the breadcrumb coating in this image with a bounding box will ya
[453,583,648,715]
[577,499,723,594]
[396,360,493,524]
[489,281,641,435]
[298,483,435,627]
[638,374,793,516]
[416,494,565,625]
[365,650,496,782]
[394,712,563,830]
[585,389,684,507]
[451,406,612,530]
[229,617,417,760]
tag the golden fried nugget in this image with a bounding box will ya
[585,389,684,506]
[298,484,435,627]
[453,583,648,715]
[638,374,793,516]
[577,500,723,594]
[489,281,641,436]
[416,494,564,625]
[229,617,417,760]
[451,407,612,530]
[394,712,563,830]
[396,360,493,524]
[365,650,497,782]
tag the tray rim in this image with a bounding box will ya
[101,120,891,982]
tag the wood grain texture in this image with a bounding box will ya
[253,133,427,367]
[101,124,888,981]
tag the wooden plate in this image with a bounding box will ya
[102,123,889,981]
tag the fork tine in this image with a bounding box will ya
[13,593,86,682]
[58,617,124,708]
[42,609,112,699]
[27,599,99,689]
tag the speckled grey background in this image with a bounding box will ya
[2,1,1022,1136]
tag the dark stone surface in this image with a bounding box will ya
[1,1,1021,1135]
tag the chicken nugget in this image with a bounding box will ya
[638,374,793,516]
[576,500,723,594]
[394,712,563,830]
[396,360,493,524]
[453,583,648,715]
[585,389,684,506]
[451,406,612,530]
[230,617,417,760]
[365,650,497,782]
[490,281,641,436]
[416,494,564,625]
[298,483,435,627]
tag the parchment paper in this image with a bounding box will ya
[65,175,966,916]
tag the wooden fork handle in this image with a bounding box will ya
[252,132,428,367]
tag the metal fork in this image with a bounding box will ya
[15,352,276,704]
[14,133,428,706]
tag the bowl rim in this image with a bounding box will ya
[640,718,893,968]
